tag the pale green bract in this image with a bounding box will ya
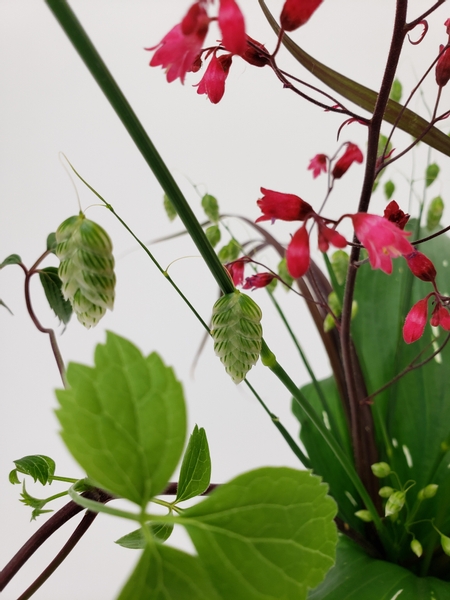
[211,290,262,384]
[55,213,115,328]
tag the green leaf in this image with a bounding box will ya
[12,455,56,485]
[38,266,73,324]
[258,0,450,157]
[9,470,21,485]
[0,254,22,269]
[163,194,177,221]
[205,225,221,248]
[390,79,402,103]
[218,239,240,263]
[176,425,211,502]
[308,536,450,599]
[115,523,174,549]
[46,232,57,253]
[117,543,220,600]
[55,332,186,507]
[19,482,53,520]
[201,194,220,224]
[183,467,337,600]
[384,180,395,201]
[426,163,440,188]
[0,299,13,315]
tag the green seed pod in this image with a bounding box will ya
[426,196,444,231]
[418,483,438,501]
[354,510,373,522]
[441,534,450,557]
[410,539,423,558]
[371,462,391,478]
[55,213,115,329]
[379,486,394,498]
[385,490,405,517]
[211,291,262,384]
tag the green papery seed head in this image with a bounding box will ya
[55,213,115,329]
[385,490,405,517]
[371,462,391,478]
[418,483,438,501]
[441,534,450,557]
[410,539,423,558]
[354,510,373,522]
[211,291,262,384]
[379,486,394,498]
[426,196,444,231]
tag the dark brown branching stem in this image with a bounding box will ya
[340,0,408,508]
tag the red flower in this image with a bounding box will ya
[403,297,429,343]
[218,0,246,55]
[256,188,313,223]
[431,305,450,330]
[196,53,232,103]
[404,251,437,283]
[225,259,245,286]
[383,200,410,230]
[351,213,414,274]
[241,36,270,67]
[243,272,275,290]
[317,222,347,253]
[308,154,328,179]
[280,0,323,32]
[332,143,364,179]
[146,3,209,84]
[286,226,310,278]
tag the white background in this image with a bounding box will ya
[1,1,449,598]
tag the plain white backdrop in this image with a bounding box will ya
[1,1,449,598]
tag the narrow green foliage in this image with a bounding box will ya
[163,193,177,221]
[201,194,220,224]
[278,257,294,289]
[426,163,440,188]
[55,333,186,506]
[55,213,115,328]
[0,254,22,269]
[211,291,262,383]
[205,224,221,248]
[384,180,395,200]
[218,239,240,263]
[390,79,402,103]
[176,425,211,502]
[427,196,444,230]
[10,455,56,485]
[39,266,73,324]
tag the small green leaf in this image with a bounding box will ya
[55,332,186,507]
[426,163,440,187]
[163,194,177,221]
[390,78,402,103]
[116,525,175,549]
[211,291,262,383]
[0,299,13,315]
[384,180,395,200]
[12,455,56,485]
[0,254,22,269]
[176,425,211,502]
[9,470,21,485]
[205,225,221,248]
[277,257,294,289]
[427,196,444,230]
[117,543,220,600]
[39,266,73,325]
[217,239,240,263]
[46,232,57,253]
[19,482,53,520]
[183,467,337,600]
[201,194,220,224]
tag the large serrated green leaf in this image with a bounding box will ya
[176,425,211,503]
[39,266,73,324]
[117,543,220,600]
[258,0,450,157]
[308,536,450,599]
[183,467,337,600]
[55,332,186,507]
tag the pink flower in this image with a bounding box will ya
[383,200,410,230]
[403,298,429,343]
[218,0,246,55]
[317,222,347,253]
[308,154,328,179]
[226,259,245,286]
[256,188,313,223]
[146,2,209,84]
[243,272,275,290]
[332,143,364,179]
[196,53,232,103]
[241,36,270,67]
[280,0,323,32]
[436,43,450,87]
[404,251,437,283]
[431,305,450,330]
[351,213,414,274]
[286,226,310,278]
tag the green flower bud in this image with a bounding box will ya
[410,539,423,558]
[354,510,373,522]
[426,196,444,231]
[418,484,438,501]
[441,534,450,557]
[56,214,115,329]
[211,291,262,384]
[371,462,391,478]
[385,490,405,517]
[379,486,394,498]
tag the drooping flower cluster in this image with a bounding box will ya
[308,142,364,181]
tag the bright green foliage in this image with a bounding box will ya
[176,425,211,502]
[201,194,220,224]
[55,333,186,506]
[390,78,402,103]
[427,196,444,230]
[426,163,440,188]
[218,239,240,263]
[10,455,56,485]
[116,523,174,549]
[183,468,337,600]
[278,257,294,289]
[55,213,115,328]
[163,194,177,221]
[19,482,53,520]
[211,291,262,383]
[205,224,221,248]
[39,266,73,324]
[384,180,395,200]
[117,543,220,600]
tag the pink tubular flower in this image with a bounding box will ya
[286,226,310,278]
[243,272,275,290]
[256,188,313,223]
[226,259,245,286]
[436,43,450,87]
[351,213,414,274]
[431,305,450,330]
[404,251,437,283]
[332,143,364,179]
[196,53,232,103]
[218,0,246,55]
[383,200,410,230]
[308,154,328,179]
[146,2,209,84]
[403,298,429,343]
[317,222,347,253]
[280,0,323,32]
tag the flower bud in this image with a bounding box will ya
[441,534,450,556]
[355,510,373,522]
[404,251,437,283]
[371,462,391,478]
[379,486,394,498]
[403,298,429,344]
[436,44,450,87]
[418,484,438,501]
[385,490,406,517]
[410,539,423,558]
[280,0,323,32]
